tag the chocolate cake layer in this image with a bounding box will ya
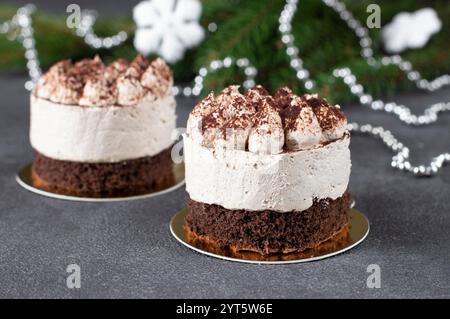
[32,147,174,197]
[186,192,351,255]
[185,224,351,261]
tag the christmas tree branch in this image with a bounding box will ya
[0,0,449,104]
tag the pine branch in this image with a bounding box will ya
[0,0,449,104]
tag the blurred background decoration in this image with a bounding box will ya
[0,0,449,104]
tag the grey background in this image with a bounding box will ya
[1,73,449,299]
[0,1,449,298]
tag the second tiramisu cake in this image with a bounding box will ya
[184,85,351,255]
[30,55,177,197]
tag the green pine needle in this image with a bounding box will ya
[0,0,449,105]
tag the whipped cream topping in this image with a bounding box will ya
[215,85,242,117]
[141,58,174,97]
[273,87,294,110]
[283,96,322,150]
[117,75,144,106]
[104,58,129,82]
[35,60,71,100]
[50,74,83,105]
[79,77,117,107]
[186,85,348,153]
[34,55,173,107]
[216,114,253,150]
[248,105,284,154]
[186,92,217,145]
[303,93,347,142]
[244,85,269,106]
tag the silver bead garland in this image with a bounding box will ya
[279,0,449,176]
[333,67,450,126]
[321,0,450,92]
[0,5,257,95]
[172,56,257,97]
[0,4,41,90]
[74,10,127,49]
[280,0,450,92]
[348,123,450,177]
[1,3,448,176]
[73,11,256,96]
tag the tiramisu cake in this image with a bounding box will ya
[184,85,351,255]
[30,55,177,197]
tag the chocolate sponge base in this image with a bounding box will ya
[32,147,174,198]
[186,192,351,255]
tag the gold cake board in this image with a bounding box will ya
[16,163,185,202]
[170,207,369,264]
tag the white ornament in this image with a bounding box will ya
[382,8,442,54]
[133,0,205,63]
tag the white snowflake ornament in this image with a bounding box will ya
[133,0,205,63]
[382,8,442,54]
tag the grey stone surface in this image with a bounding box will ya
[0,72,449,298]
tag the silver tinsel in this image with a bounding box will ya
[1,3,449,176]
[0,4,41,90]
[279,0,450,92]
[172,56,257,97]
[279,0,449,176]
[348,123,450,177]
[74,10,128,49]
[0,6,257,97]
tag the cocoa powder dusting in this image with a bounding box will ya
[35,55,173,107]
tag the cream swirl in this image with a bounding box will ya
[116,74,144,106]
[186,85,348,153]
[33,55,173,107]
[283,96,322,150]
[79,77,117,107]
[248,105,284,154]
